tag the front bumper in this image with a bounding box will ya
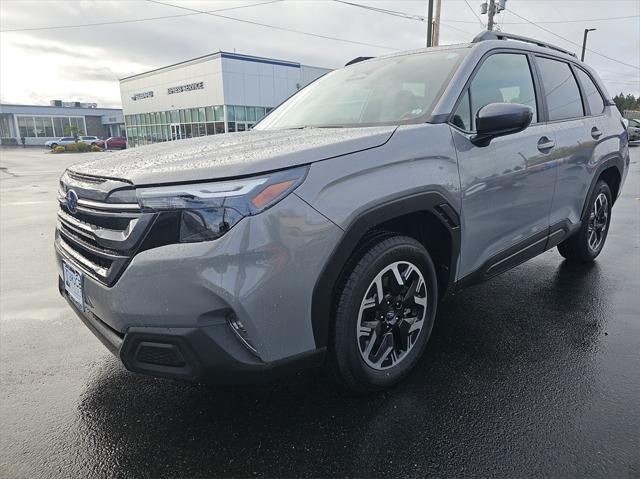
[56,193,343,382]
[60,285,324,382]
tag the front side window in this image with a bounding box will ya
[537,57,584,121]
[468,53,538,131]
[575,69,604,115]
[256,49,466,129]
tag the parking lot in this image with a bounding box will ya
[1,146,638,478]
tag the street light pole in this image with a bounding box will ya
[581,28,596,62]
[426,0,434,47]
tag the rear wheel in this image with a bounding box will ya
[558,180,612,262]
[330,235,438,391]
[50,143,58,148]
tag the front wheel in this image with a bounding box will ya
[330,235,438,391]
[558,180,612,262]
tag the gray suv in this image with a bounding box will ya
[55,32,629,391]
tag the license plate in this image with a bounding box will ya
[63,261,84,310]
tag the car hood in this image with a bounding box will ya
[69,127,396,185]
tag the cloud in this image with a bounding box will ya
[0,0,638,107]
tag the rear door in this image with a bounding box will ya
[450,51,558,279]
[534,56,607,229]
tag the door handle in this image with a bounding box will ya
[591,127,603,139]
[537,137,555,152]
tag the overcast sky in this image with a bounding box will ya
[1,0,639,108]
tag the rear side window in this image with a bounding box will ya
[576,69,605,115]
[537,57,584,121]
[454,53,538,131]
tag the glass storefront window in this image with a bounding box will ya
[256,107,266,121]
[205,107,214,122]
[227,106,235,122]
[247,107,257,122]
[34,117,54,137]
[215,122,225,134]
[179,110,186,123]
[197,108,206,123]
[198,123,206,136]
[70,117,85,134]
[227,122,236,133]
[235,106,246,122]
[206,123,214,135]
[214,106,224,121]
[170,110,179,123]
[18,117,36,137]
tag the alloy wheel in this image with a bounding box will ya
[588,192,609,252]
[356,261,428,370]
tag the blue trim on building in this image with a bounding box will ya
[219,52,300,68]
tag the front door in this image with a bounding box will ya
[170,124,182,141]
[451,52,558,279]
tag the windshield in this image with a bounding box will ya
[255,48,467,130]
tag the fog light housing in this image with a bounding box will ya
[227,313,258,356]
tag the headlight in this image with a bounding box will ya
[136,166,308,243]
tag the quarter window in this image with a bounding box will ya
[537,57,584,121]
[452,90,471,131]
[459,53,537,131]
[575,69,604,115]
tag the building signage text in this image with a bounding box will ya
[167,82,205,95]
[131,91,154,101]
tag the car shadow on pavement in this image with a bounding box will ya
[71,258,613,478]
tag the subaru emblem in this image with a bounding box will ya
[66,189,79,214]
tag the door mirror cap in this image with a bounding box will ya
[472,102,533,146]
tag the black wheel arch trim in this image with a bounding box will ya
[580,156,624,220]
[310,190,461,349]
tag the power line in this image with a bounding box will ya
[440,14,640,25]
[146,0,399,51]
[505,8,640,71]
[439,21,477,38]
[463,0,485,28]
[332,0,425,21]
[0,0,282,33]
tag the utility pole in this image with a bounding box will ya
[487,0,496,31]
[426,0,434,47]
[432,0,442,46]
[581,28,596,61]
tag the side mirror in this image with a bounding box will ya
[472,102,533,146]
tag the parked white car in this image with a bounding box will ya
[45,137,76,148]
[78,136,100,145]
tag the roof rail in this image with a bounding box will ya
[345,56,374,66]
[472,30,577,58]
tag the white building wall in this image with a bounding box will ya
[221,56,304,108]
[120,56,225,115]
[300,65,330,87]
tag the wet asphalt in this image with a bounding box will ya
[1,146,639,479]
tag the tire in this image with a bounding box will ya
[558,180,612,262]
[50,143,58,148]
[330,234,438,391]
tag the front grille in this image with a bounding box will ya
[56,179,156,286]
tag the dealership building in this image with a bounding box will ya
[0,101,125,146]
[120,51,331,147]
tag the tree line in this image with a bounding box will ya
[613,93,640,113]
